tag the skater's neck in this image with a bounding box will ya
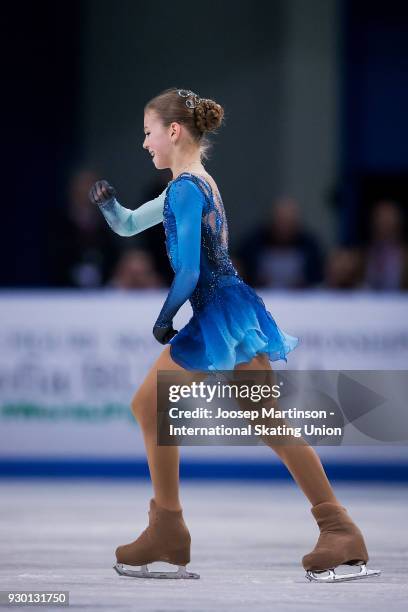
[171,152,206,181]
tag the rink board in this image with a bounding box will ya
[0,290,407,478]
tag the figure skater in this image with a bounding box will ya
[89,87,380,582]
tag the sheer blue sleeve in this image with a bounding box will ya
[97,186,168,236]
[154,179,205,328]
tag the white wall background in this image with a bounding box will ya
[1,290,407,464]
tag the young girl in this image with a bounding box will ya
[89,87,379,582]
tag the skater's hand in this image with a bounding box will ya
[89,180,117,205]
[153,324,178,345]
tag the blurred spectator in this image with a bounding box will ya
[325,247,364,289]
[108,248,165,290]
[234,196,325,288]
[47,168,121,287]
[362,199,408,291]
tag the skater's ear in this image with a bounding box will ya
[169,122,183,143]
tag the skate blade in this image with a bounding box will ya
[113,562,200,579]
[305,563,381,583]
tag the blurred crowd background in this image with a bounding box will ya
[34,162,408,292]
[46,168,408,292]
[3,0,407,292]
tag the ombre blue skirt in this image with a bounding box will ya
[169,275,300,372]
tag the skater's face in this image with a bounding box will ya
[143,110,180,170]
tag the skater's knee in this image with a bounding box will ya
[130,395,156,430]
[130,396,139,420]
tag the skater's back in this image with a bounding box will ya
[163,170,241,316]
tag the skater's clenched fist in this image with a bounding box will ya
[89,180,117,205]
[153,324,178,345]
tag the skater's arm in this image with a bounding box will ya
[97,188,167,237]
[154,179,204,328]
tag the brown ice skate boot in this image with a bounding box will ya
[113,498,199,579]
[302,501,380,582]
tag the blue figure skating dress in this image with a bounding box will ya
[98,172,299,371]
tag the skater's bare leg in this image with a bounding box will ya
[130,345,184,511]
[234,352,340,507]
[131,345,206,511]
[274,444,340,506]
[114,345,205,577]
[233,352,378,578]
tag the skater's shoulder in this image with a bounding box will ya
[170,171,221,204]
[167,173,207,208]
[168,172,205,189]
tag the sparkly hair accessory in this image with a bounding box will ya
[177,89,203,109]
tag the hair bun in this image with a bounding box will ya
[194,98,225,134]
